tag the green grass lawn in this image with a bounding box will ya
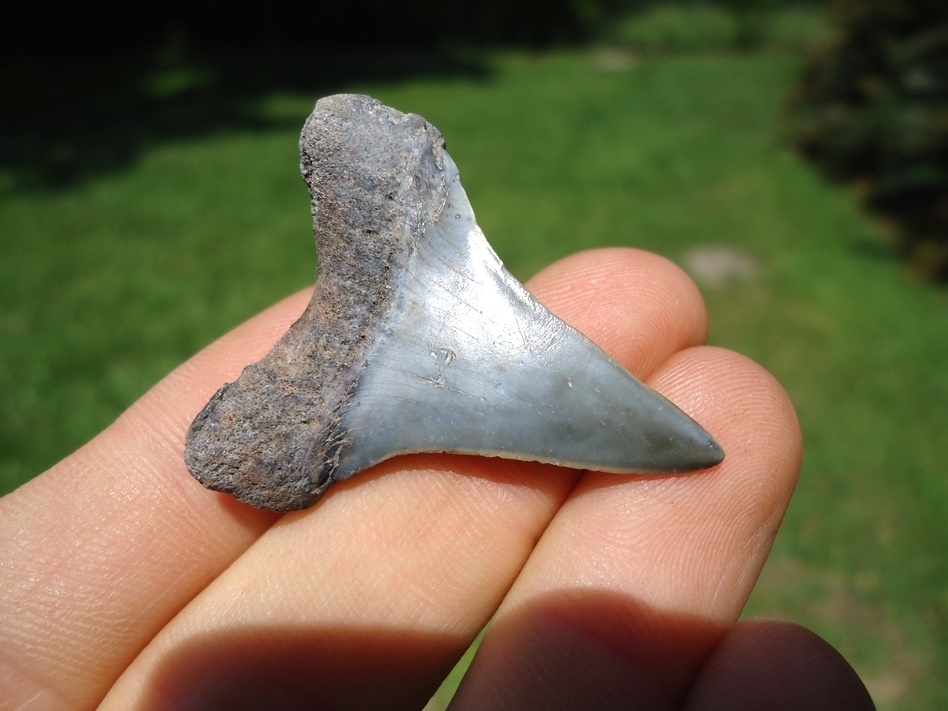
[2,49,945,709]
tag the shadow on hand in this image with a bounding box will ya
[138,589,723,711]
[454,589,723,709]
[140,623,464,711]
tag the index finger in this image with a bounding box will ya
[0,290,311,709]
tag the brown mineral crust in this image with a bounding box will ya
[184,95,448,511]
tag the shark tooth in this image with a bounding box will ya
[184,94,724,512]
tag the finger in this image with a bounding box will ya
[97,248,713,710]
[0,290,311,710]
[682,618,874,710]
[450,347,802,710]
[524,247,709,380]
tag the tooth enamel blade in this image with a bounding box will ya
[334,151,723,480]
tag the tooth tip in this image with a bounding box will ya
[668,421,725,472]
[687,437,726,471]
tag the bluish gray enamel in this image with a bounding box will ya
[332,152,722,480]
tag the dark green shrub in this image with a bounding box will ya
[788,0,948,280]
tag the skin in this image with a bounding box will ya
[0,248,874,710]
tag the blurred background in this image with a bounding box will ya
[1,1,945,708]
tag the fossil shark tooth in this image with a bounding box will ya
[184,94,724,512]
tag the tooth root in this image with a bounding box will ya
[184,94,723,513]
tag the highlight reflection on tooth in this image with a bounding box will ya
[184,94,724,512]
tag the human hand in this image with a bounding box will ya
[0,249,872,710]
